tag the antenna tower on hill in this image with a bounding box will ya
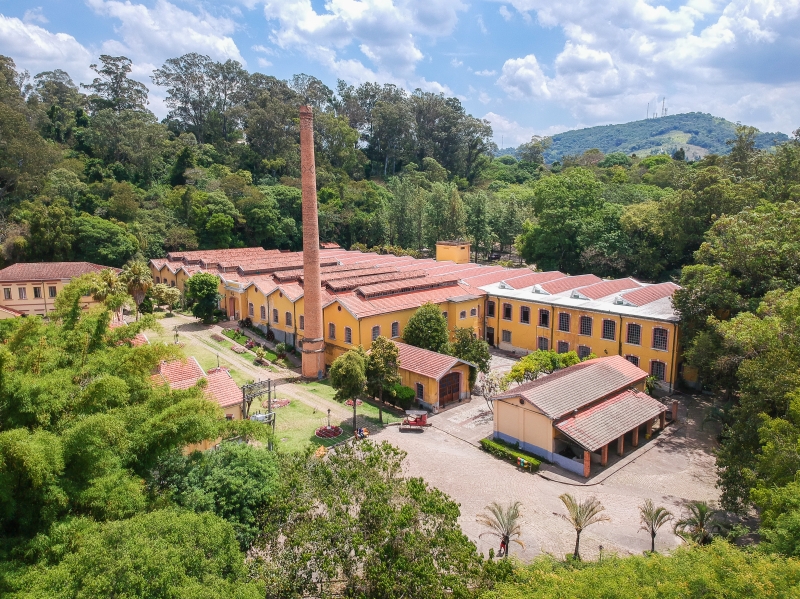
[661,97,666,118]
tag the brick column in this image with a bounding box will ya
[600,444,608,467]
[632,426,639,447]
[646,420,653,436]
[617,434,624,456]
[671,400,679,423]
[583,450,591,478]
[299,105,326,380]
[660,411,666,429]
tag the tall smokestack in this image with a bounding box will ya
[299,105,325,379]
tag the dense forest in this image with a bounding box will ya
[3,51,800,597]
[533,112,788,162]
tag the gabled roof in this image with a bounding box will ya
[556,389,667,451]
[0,305,23,316]
[492,355,648,419]
[393,341,472,381]
[0,261,114,282]
[205,368,242,408]
[571,278,641,300]
[619,282,680,307]
[536,274,602,295]
[151,357,205,390]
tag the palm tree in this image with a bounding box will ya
[120,260,152,320]
[674,501,722,545]
[639,499,673,553]
[558,493,610,560]
[90,269,126,320]
[476,501,525,558]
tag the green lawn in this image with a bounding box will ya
[221,329,279,361]
[299,380,403,424]
[269,400,355,453]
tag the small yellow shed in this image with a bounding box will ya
[393,341,473,412]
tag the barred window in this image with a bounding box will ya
[416,383,424,400]
[459,310,466,319]
[345,327,352,344]
[602,319,616,340]
[520,306,530,324]
[285,312,292,327]
[502,329,512,343]
[487,301,496,317]
[273,309,279,323]
[390,321,399,337]
[578,345,592,359]
[299,315,304,330]
[579,316,592,336]
[557,341,569,354]
[626,355,640,367]
[470,307,477,317]
[248,303,254,317]
[260,305,266,320]
[329,323,336,339]
[539,309,550,327]
[558,312,570,332]
[371,325,381,341]
[651,360,666,381]
[502,303,512,320]
[652,327,668,351]
[537,336,549,351]
[627,323,642,345]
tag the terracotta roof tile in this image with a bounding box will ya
[460,268,523,288]
[537,274,602,295]
[392,341,466,381]
[493,355,648,419]
[556,389,667,451]
[205,368,242,408]
[151,358,205,390]
[620,282,680,306]
[0,261,114,282]
[572,278,642,300]
[0,305,23,316]
[501,271,566,289]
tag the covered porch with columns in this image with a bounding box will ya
[555,389,669,478]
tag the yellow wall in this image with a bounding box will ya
[486,294,680,385]
[436,243,471,264]
[397,362,471,408]
[0,279,99,316]
[494,398,554,453]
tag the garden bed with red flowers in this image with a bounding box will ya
[315,425,343,439]
[345,399,363,407]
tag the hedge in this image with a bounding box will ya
[390,384,416,410]
[480,438,541,472]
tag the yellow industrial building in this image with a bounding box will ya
[149,246,683,390]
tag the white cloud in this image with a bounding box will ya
[0,15,93,80]
[87,0,244,67]
[489,0,800,132]
[23,7,48,24]
[451,58,463,67]
[258,0,465,89]
[499,6,513,21]
[478,91,492,104]
[474,68,497,76]
[477,14,488,33]
[252,44,275,55]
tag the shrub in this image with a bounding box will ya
[391,384,416,409]
[275,342,288,358]
[479,438,541,471]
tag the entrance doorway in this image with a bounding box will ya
[439,372,461,406]
[228,297,236,319]
[486,327,495,346]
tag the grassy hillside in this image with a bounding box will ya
[540,112,787,162]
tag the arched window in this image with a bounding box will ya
[260,305,266,320]
[328,322,336,339]
[285,312,292,327]
[651,360,666,381]
[273,309,279,323]
[577,345,591,359]
[345,327,352,344]
[579,316,592,336]
[626,323,642,345]
[391,321,399,337]
[371,325,380,341]
[652,327,668,351]
[299,315,304,330]
[248,303,254,317]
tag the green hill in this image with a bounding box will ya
[540,112,788,162]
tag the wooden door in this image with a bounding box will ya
[439,372,460,406]
[487,327,495,346]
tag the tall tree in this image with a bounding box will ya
[152,53,215,142]
[82,55,148,113]
[451,327,490,387]
[638,499,673,553]
[365,335,400,424]
[477,501,525,558]
[330,347,368,433]
[558,494,610,560]
[403,303,450,354]
[185,272,220,324]
[119,259,153,319]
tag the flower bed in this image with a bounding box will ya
[345,399,363,407]
[315,425,343,439]
[262,399,290,409]
[211,333,226,342]
[231,345,247,354]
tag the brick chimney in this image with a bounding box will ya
[299,105,326,379]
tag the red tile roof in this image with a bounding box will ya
[573,278,642,300]
[556,389,667,451]
[0,305,23,316]
[621,282,680,306]
[336,283,478,318]
[205,368,242,408]
[537,274,602,295]
[393,341,468,381]
[151,357,205,390]
[0,261,114,282]
[356,275,462,298]
[493,355,648,419]
[502,271,566,289]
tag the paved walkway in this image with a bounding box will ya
[371,392,719,561]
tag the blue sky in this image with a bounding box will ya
[2,0,798,146]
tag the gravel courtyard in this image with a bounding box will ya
[371,393,719,561]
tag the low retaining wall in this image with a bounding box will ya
[494,431,584,476]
